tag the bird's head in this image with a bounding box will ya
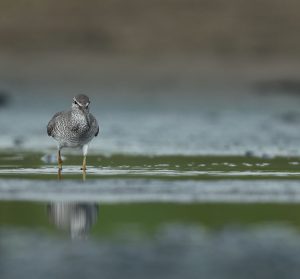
[72,94,90,112]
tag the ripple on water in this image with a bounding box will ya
[0,179,300,203]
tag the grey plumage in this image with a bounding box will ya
[47,94,99,170]
[47,110,99,148]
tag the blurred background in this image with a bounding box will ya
[1,0,300,92]
[1,0,300,82]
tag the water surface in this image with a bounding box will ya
[1,91,300,278]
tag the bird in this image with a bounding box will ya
[47,94,99,171]
[47,202,99,239]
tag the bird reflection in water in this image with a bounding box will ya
[49,169,98,239]
[47,202,99,239]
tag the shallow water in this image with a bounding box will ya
[0,150,300,278]
[3,224,300,279]
[1,91,300,278]
[1,152,300,204]
[2,200,300,279]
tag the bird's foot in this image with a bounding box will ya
[58,158,63,170]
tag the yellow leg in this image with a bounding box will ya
[81,155,87,171]
[58,150,63,170]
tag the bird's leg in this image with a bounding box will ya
[81,144,88,171]
[82,156,87,171]
[58,149,63,170]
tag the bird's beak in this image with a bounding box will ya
[80,106,90,127]
[79,105,88,113]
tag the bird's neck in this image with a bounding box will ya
[72,108,91,127]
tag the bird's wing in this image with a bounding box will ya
[95,125,99,137]
[90,114,99,137]
[47,111,63,136]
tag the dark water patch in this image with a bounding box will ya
[2,224,300,279]
[278,111,300,124]
[0,90,11,107]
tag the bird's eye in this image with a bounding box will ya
[73,100,78,105]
